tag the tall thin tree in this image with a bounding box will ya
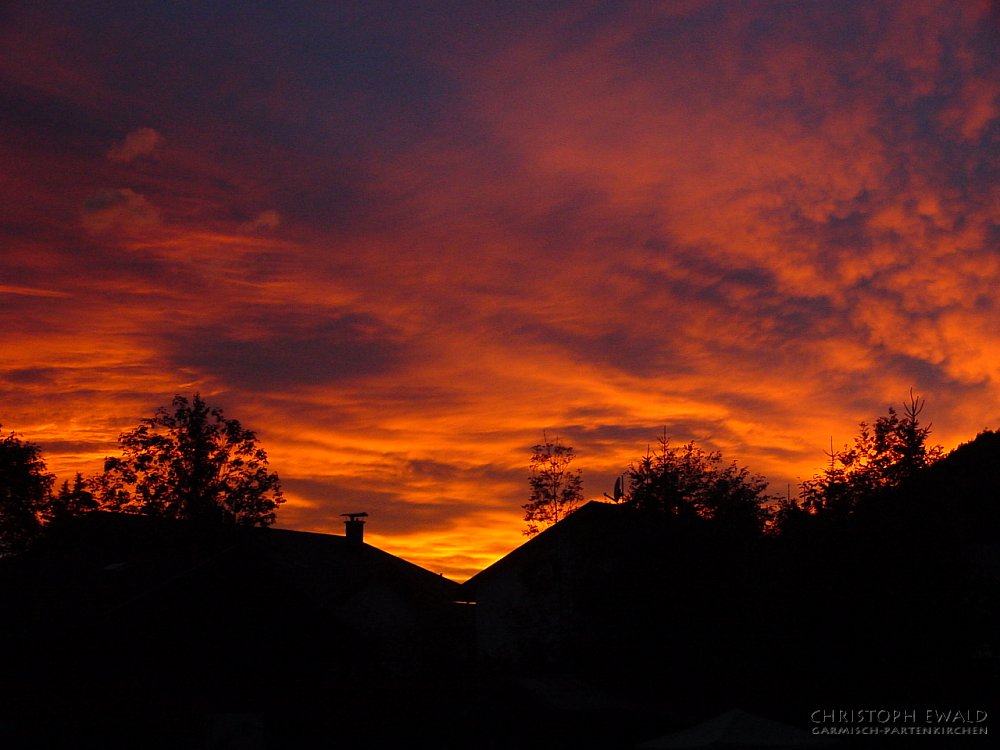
[522,433,584,536]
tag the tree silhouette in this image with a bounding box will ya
[0,427,53,555]
[623,431,772,533]
[47,472,98,523]
[800,390,943,517]
[96,394,284,526]
[522,433,583,536]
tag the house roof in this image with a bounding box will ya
[462,500,654,595]
[1,511,459,626]
[247,524,460,608]
[0,512,471,723]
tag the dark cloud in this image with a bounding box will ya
[0,86,109,158]
[81,188,160,233]
[36,438,117,457]
[2,367,61,386]
[167,311,405,391]
[239,209,280,233]
[107,127,163,163]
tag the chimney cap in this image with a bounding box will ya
[341,512,368,520]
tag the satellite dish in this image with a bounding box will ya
[603,475,625,503]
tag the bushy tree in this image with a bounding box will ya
[523,433,583,536]
[623,431,772,534]
[0,428,54,555]
[800,391,943,517]
[96,394,283,526]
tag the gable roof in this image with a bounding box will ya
[2,511,459,626]
[463,500,649,595]
[247,525,460,608]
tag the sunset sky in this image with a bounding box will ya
[2,1,998,580]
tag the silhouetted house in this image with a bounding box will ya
[462,499,773,712]
[460,503,716,748]
[0,511,463,721]
[463,501,673,674]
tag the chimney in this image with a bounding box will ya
[341,512,368,545]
